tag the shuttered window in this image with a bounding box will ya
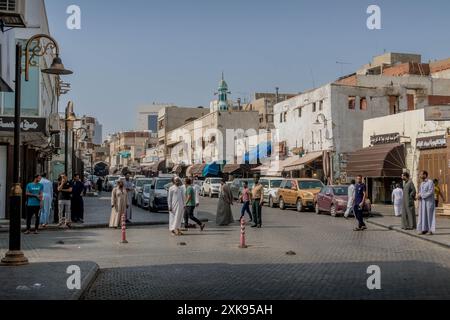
[0,0,16,11]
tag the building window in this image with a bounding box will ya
[312,102,317,113]
[284,112,288,122]
[279,113,283,123]
[319,100,323,111]
[360,97,367,111]
[389,96,400,115]
[298,108,302,118]
[348,96,356,110]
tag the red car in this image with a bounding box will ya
[315,185,372,217]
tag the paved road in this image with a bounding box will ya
[2,196,450,299]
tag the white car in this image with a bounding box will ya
[201,178,222,198]
[260,177,284,208]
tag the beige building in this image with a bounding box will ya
[108,131,158,173]
[157,106,210,161]
[166,110,260,170]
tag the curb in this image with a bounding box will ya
[0,219,209,233]
[366,219,450,249]
[70,262,100,300]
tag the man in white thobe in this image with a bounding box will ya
[392,184,403,217]
[168,177,185,236]
[39,173,53,226]
[417,171,436,235]
[124,174,134,222]
[344,180,356,219]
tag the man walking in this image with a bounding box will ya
[239,181,252,221]
[25,175,43,234]
[168,177,185,236]
[58,174,73,228]
[251,176,264,228]
[124,173,134,223]
[39,173,53,228]
[344,179,356,219]
[401,172,417,230]
[184,178,205,231]
[353,175,367,231]
[392,183,403,217]
[71,174,85,223]
[417,171,436,235]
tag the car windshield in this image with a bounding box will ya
[269,180,283,188]
[298,181,324,189]
[210,179,222,184]
[333,186,348,196]
[136,179,152,187]
[156,179,172,189]
[143,185,151,193]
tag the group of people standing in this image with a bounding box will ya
[344,171,443,235]
[393,171,443,235]
[24,172,85,234]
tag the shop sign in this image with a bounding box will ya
[370,133,400,145]
[0,116,47,133]
[416,135,447,150]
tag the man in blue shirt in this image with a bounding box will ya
[25,175,44,234]
[353,175,367,231]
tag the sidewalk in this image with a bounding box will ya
[0,261,99,300]
[0,194,210,233]
[367,205,450,248]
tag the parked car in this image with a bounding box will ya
[315,185,372,217]
[149,177,173,212]
[136,184,152,209]
[260,177,284,207]
[104,175,120,191]
[278,178,324,212]
[229,179,255,200]
[133,178,153,204]
[201,178,222,197]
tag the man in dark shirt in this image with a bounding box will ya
[58,174,73,228]
[71,174,85,223]
[353,175,367,231]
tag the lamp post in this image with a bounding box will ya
[1,35,72,266]
[72,127,89,178]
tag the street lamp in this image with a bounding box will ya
[1,35,72,266]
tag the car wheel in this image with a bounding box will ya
[315,203,321,215]
[330,204,337,217]
[279,198,285,210]
[296,199,303,212]
[269,196,274,208]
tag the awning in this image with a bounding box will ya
[202,163,221,177]
[346,144,405,177]
[283,152,323,172]
[222,164,251,174]
[188,164,206,177]
[252,157,300,176]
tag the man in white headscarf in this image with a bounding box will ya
[168,177,185,236]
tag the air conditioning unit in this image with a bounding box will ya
[0,0,26,29]
[48,113,61,134]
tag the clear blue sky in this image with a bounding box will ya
[44,0,450,136]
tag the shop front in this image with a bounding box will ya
[346,143,406,204]
[417,134,449,207]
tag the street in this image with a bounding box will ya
[2,195,450,300]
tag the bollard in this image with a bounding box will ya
[120,211,128,244]
[239,217,248,249]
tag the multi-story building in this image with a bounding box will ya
[137,103,172,132]
[0,0,60,219]
[243,92,297,130]
[274,52,450,185]
[108,131,157,174]
[157,105,209,164]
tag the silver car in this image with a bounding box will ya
[260,177,284,207]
